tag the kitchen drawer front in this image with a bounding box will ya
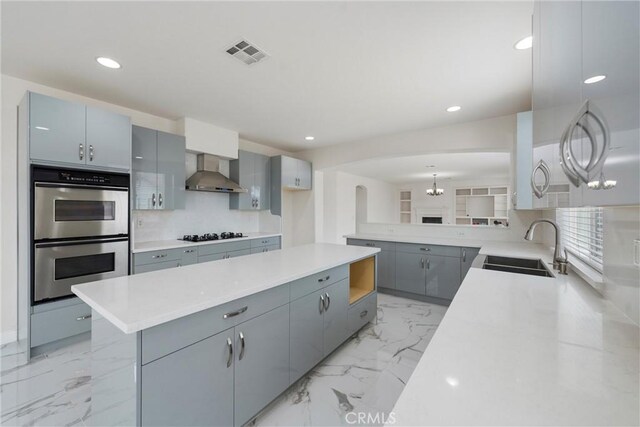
[226,248,251,259]
[250,236,281,248]
[198,253,227,263]
[180,248,198,266]
[290,264,349,301]
[30,300,92,347]
[346,239,396,252]
[141,284,290,364]
[134,248,183,266]
[134,260,180,274]
[250,244,280,255]
[395,243,461,258]
[347,291,377,336]
[198,240,252,256]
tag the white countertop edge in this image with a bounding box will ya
[72,246,380,334]
[131,232,283,253]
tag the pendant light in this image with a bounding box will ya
[426,174,444,196]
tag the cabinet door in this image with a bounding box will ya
[132,126,158,210]
[180,249,198,266]
[322,278,349,356]
[425,255,462,301]
[581,1,640,206]
[227,249,251,259]
[395,252,426,295]
[141,329,234,427]
[255,153,271,209]
[289,289,324,384]
[157,131,186,210]
[230,150,255,210]
[86,106,131,170]
[377,250,396,289]
[29,92,86,166]
[234,304,290,427]
[134,260,180,274]
[280,156,298,189]
[460,247,480,282]
[297,159,312,189]
[198,253,227,263]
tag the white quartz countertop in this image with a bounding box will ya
[132,232,282,253]
[344,233,496,248]
[72,243,379,334]
[389,241,640,426]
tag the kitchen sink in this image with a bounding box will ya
[480,255,554,278]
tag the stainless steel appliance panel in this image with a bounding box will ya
[34,238,128,302]
[34,183,129,240]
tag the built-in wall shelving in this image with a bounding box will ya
[400,190,411,224]
[454,186,510,226]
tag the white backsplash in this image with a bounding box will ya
[132,190,280,243]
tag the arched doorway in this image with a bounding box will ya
[355,185,368,233]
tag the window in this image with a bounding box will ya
[558,207,604,273]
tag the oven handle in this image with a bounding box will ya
[35,236,129,248]
[34,182,129,192]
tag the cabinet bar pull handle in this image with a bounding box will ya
[223,306,248,319]
[324,292,330,311]
[158,193,163,207]
[238,332,246,361]
[360,310,368,318]
[420,247,430,251]
[427,259,431,270]
[79,143,84,161]
[226,337,233,368]
[89,145,94,161]
[151,254,166,259]
[421,257,425,269]
[319,295,325,313]
[151,193,156,207]
[462,249,466,262]
[76,314,92,321]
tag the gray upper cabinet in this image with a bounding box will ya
[425,254,462,301]
[141,329,235,427]
[322,279,349,356]
[28,92,131,171]
[229,150,271,210]
[234,304,290,427]
[29,93,86,166]
[289,289,325,384]
[85,106,131,170]
[395,251,426,295]
[270,155,312,215]
[132,125,185,210]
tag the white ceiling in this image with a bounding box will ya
[333,152,511,184]
[2,1,533,151]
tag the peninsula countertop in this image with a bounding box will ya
[72,243,379,334]
[388,240,640,426]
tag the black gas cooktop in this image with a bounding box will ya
[179,232,245,242]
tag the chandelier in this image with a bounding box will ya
[426,174,444,196]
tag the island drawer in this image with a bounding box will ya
[289,264,349,301]
[250,236,281,248]
[198,240,251,256]
[30,299,92,347]
[141,283,290,364]
[347,291,377,335]
[134,248,183,266]
[395,243,461,258]
[346,239,395,252]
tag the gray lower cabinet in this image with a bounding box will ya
[234,304,290,427]
[322,279,349,356]
[289,289,325,383]
[425,255,461,301]
[134,260,180,274]
[395,251,426,295]
[461,247,480,281]
[141,329,234,427]
[250,244,280,254]
[30,298,92,349]
[377,250,396,289]
[227,248,252,259]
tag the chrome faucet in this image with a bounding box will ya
[524,219,568,273]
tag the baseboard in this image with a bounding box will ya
[0,330,18,345]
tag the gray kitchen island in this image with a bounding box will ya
[72,243,379,426]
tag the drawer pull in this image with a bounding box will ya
[317,275,331,283]
[420,248,431,252]
[152,254,167,259]
[365,243,375,247]
[360,310,368,318]
[76,314,92,321]
[183,249,195,253]
[223,306,248,319]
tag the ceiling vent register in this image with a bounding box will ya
[226,39,268,65]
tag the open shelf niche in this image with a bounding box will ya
[349,256,375,304]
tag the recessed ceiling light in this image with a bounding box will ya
[584,75,606,84]
[96,57,121,69]
[305,136,315,141]
[446,106,461,112]
[514,36,533,50]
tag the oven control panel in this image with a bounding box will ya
[32,166,129,188]
[59,171,111,184]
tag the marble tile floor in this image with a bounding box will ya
[0,294,447,427]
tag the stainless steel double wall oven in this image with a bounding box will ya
[32,167,130,303]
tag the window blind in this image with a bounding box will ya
[558,207,604,273]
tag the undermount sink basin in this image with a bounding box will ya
[481,255,554,278]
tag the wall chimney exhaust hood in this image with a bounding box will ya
[186,154,247,193]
